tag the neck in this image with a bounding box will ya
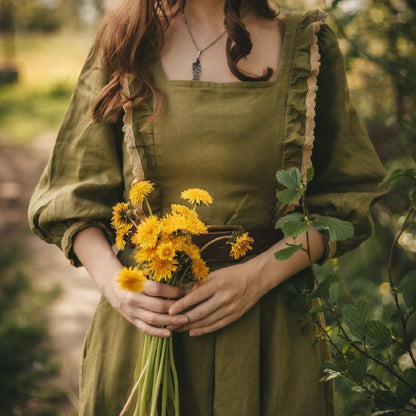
[183,0,226,27]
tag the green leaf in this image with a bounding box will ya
[280,220,310,239]
[275,212,304,228]
[328,280,344,305]
[374,365,384,381]
[321,360,339,372]
[343,300,370,340]
[276,188,304,205]
[274,244,303,261]
[381,168,413,185]
[319,368,342,382]
[309,304,330,314]
[319,361,343,382]
[276,167,302,188]
[347,358,367,383]
[365,320,392,345]
[312,216,354,242]
[398,270,416,308]
[396,368,416,399]
[317,274,342,300]
[306,166,315,183]
[374,390,401,410]
[320,362,343,382]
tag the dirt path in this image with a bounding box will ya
[0,135,100,413]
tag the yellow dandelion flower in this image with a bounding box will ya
[161,212,186,235]
[116,233,126,251]
[181,188,213,206]
[171,204,194,216]
[162,211,207,236]
[131,215,161,248]
[191,257,209,281]
[183,242,201,261]
[169,235,188,251]
[184,214,208,235]
[228,232,254,260]
[116,266,147,293]
[115,223,132,250]
[129,181,154,205]
[156,241,176,261]
[135,247,157,264]
[111,202,131,229]
[148,257,178,282]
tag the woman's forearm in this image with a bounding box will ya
[73,226,123,300]
[246,226,325,296]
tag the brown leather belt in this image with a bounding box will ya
[192,225,284,263]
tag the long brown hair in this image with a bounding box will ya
[91,0,278,125]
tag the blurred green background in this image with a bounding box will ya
[0,0,415,415]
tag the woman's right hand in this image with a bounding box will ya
[73,226,189,338]
[108,279,189,338]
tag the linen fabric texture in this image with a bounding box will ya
[28,10,388,416]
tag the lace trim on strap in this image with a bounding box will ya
[301,10,327,183]
[121,74,146,218]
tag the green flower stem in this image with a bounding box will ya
[134,334,149,378]
[139,336,158,416]
[177,263,192,287]
[200,235,230,253]
[161,344,168,416]
[148,337,162,415]
[150,338,167,416]
[144,196,153,216]
[129,216,139,229]
[169,335,180,415]
[119,336,151,416]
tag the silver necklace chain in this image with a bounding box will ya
[182,11,226,81]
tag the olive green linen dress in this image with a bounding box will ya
[28,10,387,416]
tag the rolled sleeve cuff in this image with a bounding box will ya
[318,235,337,265]
[61,220,115,267]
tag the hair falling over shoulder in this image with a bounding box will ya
[91,0,279,126]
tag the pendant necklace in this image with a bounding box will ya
[182,11,227,81]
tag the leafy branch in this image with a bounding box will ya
[274,155,416,414]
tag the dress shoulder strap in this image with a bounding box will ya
[121,73,146,218]
[301,10,326,183]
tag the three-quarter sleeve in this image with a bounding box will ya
[306,22,388,260]
[28,52,124,266]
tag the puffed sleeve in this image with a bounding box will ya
[28,51,124,266]
[306,21,389,260]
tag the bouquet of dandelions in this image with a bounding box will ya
[111,181,254,416]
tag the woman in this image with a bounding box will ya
[28,0,387,414]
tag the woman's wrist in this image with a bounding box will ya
[245,226,325,295]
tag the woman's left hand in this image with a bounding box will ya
[168,261,266,337]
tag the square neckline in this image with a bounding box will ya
[153,12,296,89]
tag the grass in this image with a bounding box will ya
[0,30,94,144]
[0,240,65,416]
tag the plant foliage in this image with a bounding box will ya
[274,165,416,415]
